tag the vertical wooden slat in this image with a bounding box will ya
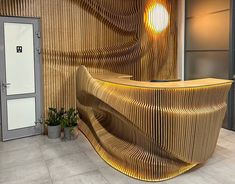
[0,0,178,115]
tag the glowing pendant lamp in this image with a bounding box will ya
[144,1,169,35]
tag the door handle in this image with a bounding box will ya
[2,82,11,88]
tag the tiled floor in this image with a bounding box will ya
[0,128,235,184]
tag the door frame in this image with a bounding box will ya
[0,16,43,141]
[228,0,235,130]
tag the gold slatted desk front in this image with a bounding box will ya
[76,66,232,181]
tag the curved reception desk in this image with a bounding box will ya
[76,66,232,181]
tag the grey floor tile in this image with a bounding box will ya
[32,136,62,146]
[53,170,110,184]
[40,139,81,160]
[218,128,234,138]
[166,170,220,184]
[0,145,43,169]
[99,165,166,184]
[76,135,94,152]
[216,139,235,158]
[205,148,228,166]
[0,161,50,184]
[84,150,108,168]
[168,149,235,184]
[46,152,97,181]
[195,158,235,184]
[0,136,40,153]
[0,130,234,184]
[1,179,52,184]
[223,132,235,144]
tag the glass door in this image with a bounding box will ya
[0,17,42,141]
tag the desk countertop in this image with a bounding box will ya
[91,72,232,89]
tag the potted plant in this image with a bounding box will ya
[62,108,79,140]
[45,107,65,139]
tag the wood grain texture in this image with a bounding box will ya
[92,72,232,88]
[0,0,177,114]
[76,66,232,181]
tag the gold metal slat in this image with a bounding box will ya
[76,66,232,181]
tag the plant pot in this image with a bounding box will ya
[64,126,76,140]
[48,125,61,139]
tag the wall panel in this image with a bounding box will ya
[186,11,230,50]
[0,0,178,115]
[186,0,230,17]
[186,52,229,79]
[185,0,231,129]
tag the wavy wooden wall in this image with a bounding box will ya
[0,0,178,113]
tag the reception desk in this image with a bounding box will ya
[76,66,232,181]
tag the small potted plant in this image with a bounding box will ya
[62,108,79,140]
[45,107,65,139]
